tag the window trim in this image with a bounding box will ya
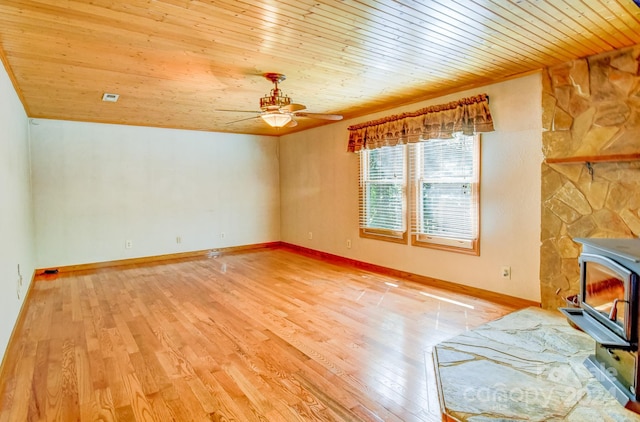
[410,135,481,256]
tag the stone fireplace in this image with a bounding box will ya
[541,44,640,309]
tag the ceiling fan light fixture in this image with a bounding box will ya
[261,113,292,127]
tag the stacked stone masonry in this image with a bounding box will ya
[541,45,640,309]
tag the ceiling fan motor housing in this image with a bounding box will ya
[260,73,291,111]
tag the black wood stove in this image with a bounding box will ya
[560,238,640,413]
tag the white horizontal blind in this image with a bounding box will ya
[411,135,478,248]
[359,145,406,234]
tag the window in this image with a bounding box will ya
[357,135,480,254]
[359,145,407,243]
[410,135,480,255]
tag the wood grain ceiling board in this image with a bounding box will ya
[0,0,639,136]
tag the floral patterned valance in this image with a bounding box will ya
[347,94,494,152]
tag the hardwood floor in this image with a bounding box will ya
[0,246,530,421]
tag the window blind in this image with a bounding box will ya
[359,145,406,238]
[410,135,479,251]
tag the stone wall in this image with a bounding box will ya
[541,45,640,309]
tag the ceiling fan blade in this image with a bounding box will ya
[225,115,260,125]
[214,109,261,114]
[294,112,343,121]
[282,103,306,112]
[285,118,298,128]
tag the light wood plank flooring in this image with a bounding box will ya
[0,246,530,421]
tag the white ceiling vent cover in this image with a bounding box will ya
[102,93,119,102]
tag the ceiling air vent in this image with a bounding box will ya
[102,93,119,102]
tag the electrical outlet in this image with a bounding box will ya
[346,239,352,249]
[176,236,182,244]
[220,232,225,239]
[125,240,133,249]
[308,232,313,240]
[501,266,511,279]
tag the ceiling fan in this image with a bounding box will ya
[217,73,343,128]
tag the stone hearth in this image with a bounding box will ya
[433,307,640,421]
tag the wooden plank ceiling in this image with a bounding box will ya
[0,0,639,136]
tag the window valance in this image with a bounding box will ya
[347,94,494,152]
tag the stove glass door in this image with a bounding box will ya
[580,253,635,341]
[584,260,626,331]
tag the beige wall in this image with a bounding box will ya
[280,74,543,302]
[0,61,36,360]
[30,120,281,267]
[541,45,640,309]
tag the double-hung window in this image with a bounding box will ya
[410,134,480,255]
[359,145,407,243]
[358,135,480,254]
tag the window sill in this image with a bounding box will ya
[360,228,408,244]
[411,235,479,256]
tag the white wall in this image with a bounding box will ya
[0,62,36,360]
[30,120,281,267]
[280,73,543,302]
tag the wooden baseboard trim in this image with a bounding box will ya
[36,241,282,274]
[34,240,540,308]
[281,242,540,309]
[0,270,37,398]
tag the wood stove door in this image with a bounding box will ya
[581,253,635,342]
